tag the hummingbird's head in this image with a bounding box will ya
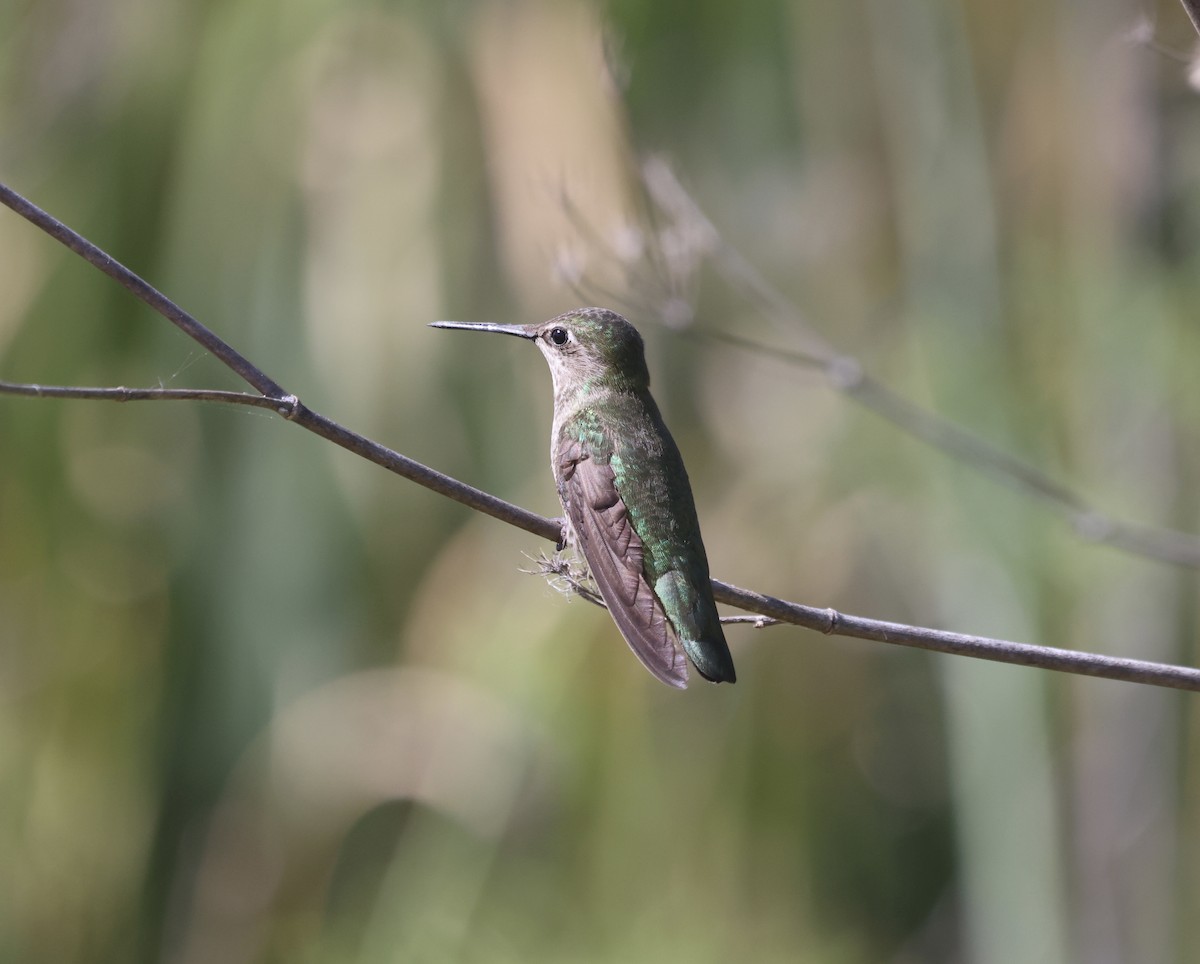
[527,308,651,399]
[431,308,651,401]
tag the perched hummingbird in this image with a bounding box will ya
[431,307,735,688]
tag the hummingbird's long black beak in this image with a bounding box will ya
[429,321,536,339]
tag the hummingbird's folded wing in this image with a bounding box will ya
[559,446,689,688]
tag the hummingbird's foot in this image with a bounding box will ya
[555,516,570,552]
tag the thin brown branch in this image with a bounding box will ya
[708,582,1200,692]
[0,182,287,399]
[0,380,283,409]
[718,615,780,628]
[0,183,554,542]
[290,403,561,540]
[3,179,1200,694]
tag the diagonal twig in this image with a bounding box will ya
[0,380,282,409]
[1180,0,1200,36]
[0,183,286,399]
[629,159,1200,569]
[2,179,1200,693]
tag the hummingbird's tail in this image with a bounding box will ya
[682,636,737,684]
[655,571,736,683]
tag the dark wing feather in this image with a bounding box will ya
[559,443,688,688]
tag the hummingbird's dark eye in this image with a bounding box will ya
[549,327,569,346]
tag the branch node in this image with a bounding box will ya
[826,355,864,391]
[823,607,840,635]
[275,394,302,420]
[1073,511,1115,542]
[720,614,782,629]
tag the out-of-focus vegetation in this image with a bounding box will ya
[2,1,1199,961]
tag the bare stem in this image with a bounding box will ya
[635,160,1200,569]
[1180,0,1200,36]
[0,380,283,409]
[3,179,1200,694]
[0,182,286,399]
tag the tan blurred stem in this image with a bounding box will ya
[638,158,1200,569]
[1181,0,1200,36]
[3,180,1200,694]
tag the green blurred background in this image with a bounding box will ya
[2,0,1200,961]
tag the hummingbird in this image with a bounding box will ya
[431,307,735,688]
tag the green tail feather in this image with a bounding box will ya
[654,570,736,683]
